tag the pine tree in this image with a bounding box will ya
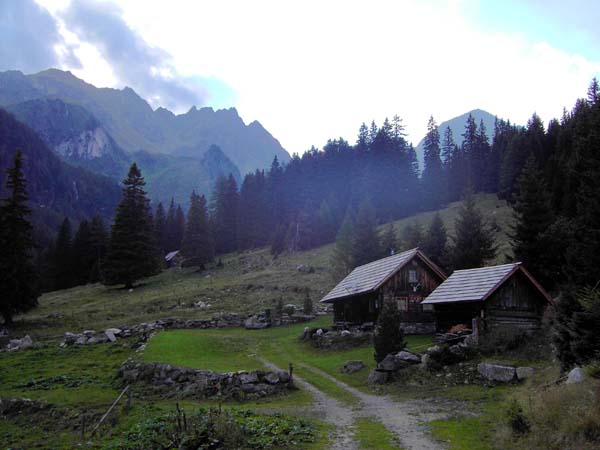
[88,215,107,283]
[451,192,497,269]
[103,163,160,288]
[211,174,239,254]
[52,217,74,290]
[352,200,381,267]
[380,222,398,257]
[72,219,94,285]
[373,297,405,363]
[401,222,424,250]
[331,211,356,280]
[154,202,167,255]
[422,213,448,271]
[0,150,39,325]
[165,198,185,252]
[422,116,444,208]
[510,156,555,286]
[181,191,213,267]
[303,290,314,314]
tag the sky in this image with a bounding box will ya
[1,0,600,154]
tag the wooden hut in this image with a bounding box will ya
[422,262,553,334]
[320,248,447,334]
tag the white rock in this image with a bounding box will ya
[105,330,117,342]
[566,367,586,385]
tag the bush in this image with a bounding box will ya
[506,399,530,435]
[373,297,405,363]
[303,291,313,314]
[104,407,316,450]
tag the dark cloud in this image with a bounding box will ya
[0,0,80,73]
[61,0,209,111]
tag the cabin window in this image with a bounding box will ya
[408,269,418,283]
[397,297,408,311]
[422,304,434,312]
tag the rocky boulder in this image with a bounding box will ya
[377,354,408,372]
[516,367,535,381]
[342,360,366,374]
[477,363,516,383]
[566,367,586,385]
[367,369,389,385]
[5,335,34,352]
[396,350,421,364]
[244,315,270,330]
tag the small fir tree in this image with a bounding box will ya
[331,211,356,281]
[380,222,398,257]
[103,163,160,288]
[351,200,381,266]
[401,222,424,250]
[451,192,497,269]
[373,297,405,363]
[303,290,313,314]
[0,150,39,324]
[52,217,74,290]
[154,202,167,255]
[422,213,448,271]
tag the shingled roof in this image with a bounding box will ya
[422,262,552,305]
[321,248,446,303]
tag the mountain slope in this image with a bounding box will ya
[7,98,130,179]
[0,108,121,242]
[415,109,498,167]
[0,69,290,175]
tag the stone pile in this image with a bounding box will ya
[0,398,51,416]
[60,314,248,347]
[308,328,373,350]
[477,363,535,383]
[4,335,34,352]
[118,362,292,400]
[368,349,423,384]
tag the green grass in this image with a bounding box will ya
[355,417,404,449]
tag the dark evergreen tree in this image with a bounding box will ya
[52,217,74,290]
[181,191,213,266]
[510,156,555,286]
[165,198,185,252]
[451,192,497,269]
[303,290,314,314]
[103,163,160,288]
[72,219,94,285]
[0,150,39,324]
[401,222,424,250]
[380,222,398,257]
[422,213,448,271]
[154,202,167,255]
[211,174,239,254]
[351,200,381,267]
[373,297,405,363]
[88,215,107,283]
[331,211,356,280]
[422,116,444,209]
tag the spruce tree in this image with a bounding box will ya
[422,213,448,271]
[88,215,107,283]
[510,156,555,286]
[154,202,167,255]
[0,150,39,325]
[422,116,444,209]
[380,222,398,257]
[103,163,160,288]
[211,174,239,254]
[52,217,74,290]
[401,222,424,250]
[181,191,213,266]
[72,219,93,285]
[451,192,497,269]
[373,297,405,363]
[351,200,381,267]
[331,211,356,280]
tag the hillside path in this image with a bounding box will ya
[258,357,447,450]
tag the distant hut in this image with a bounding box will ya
[320,248,447,334]
[165,250,183,268]
[422,262,553,334]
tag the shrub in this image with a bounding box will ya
[373,297,405,363]
[303,291,313,314]
[506,399,530,435]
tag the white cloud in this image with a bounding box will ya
[38,0,600,153]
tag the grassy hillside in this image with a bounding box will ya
[8,193,513,340]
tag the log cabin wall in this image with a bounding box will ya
[484,271,547,332]
[380,257,442,333]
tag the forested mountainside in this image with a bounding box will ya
[0,108,120,243]
[0,69,290,174]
